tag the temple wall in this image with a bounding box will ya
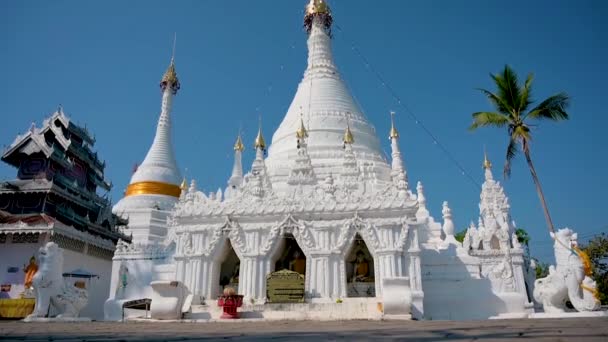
[62,248,112,320]
[0,234,114,320]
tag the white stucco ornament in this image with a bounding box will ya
[534,228,601,313]
[24,242,89,321]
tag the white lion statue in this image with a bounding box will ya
[533,228,601,313]
[24,242,88,320]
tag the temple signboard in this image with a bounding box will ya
[266,270,305,303]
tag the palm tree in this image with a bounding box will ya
[470,65,570,233]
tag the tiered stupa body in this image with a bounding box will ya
[112,59,183,244]
[265,1,391,193]
[106,0,534,321]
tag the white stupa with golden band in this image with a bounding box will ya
[112,57,182,243]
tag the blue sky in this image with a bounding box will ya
[1,0,606,262]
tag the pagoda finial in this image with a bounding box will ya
[304,0,333,34]
[389,111,399,140]
[180,177,187,192]
[296,111,308,139]
[254,117,266,151]
[160,34,180,95]
[483,147,492,170]
[234,134,245,152]
[343,119,354,145]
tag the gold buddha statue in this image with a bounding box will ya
[289,250,306,275]
[352,251,369,282]
[23,256,38,289]
[229,262,240,284]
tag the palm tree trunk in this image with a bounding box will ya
[523,148,555,233]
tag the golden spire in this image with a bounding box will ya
[304,0,333,34]
[160,34,180,94]
[483,148,492,169]
[296,114,308,139]
[254,126,266,150]
[343,121,354,145]
[234,134,245,152]
[306,0,331,16]
[180,177,187,191]
[389,111,399,139]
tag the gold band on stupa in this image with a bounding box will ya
[125,181,182,198]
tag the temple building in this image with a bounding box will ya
[105,0,533,321]
[0,108,128,319]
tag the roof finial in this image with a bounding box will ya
[304,0,333,34]
[172,32,177,63]
[160,34,180,95]
[343,117,354,145]
[254,115,266,150]
[389,110,399,139]
[296,110,308,139]
[483,146,492,169]
[234,133,245,152]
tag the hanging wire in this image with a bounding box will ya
[333,24,481,190]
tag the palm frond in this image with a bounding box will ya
[526,92,570,121]
[492,65,522,116]
[504,136,518,178]
[477,88,513,115]
[469,112,510,131]
[518,73,534,113]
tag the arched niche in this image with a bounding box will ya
[270,233,307,276]
[344,233,376,297]
[210,239,241,298]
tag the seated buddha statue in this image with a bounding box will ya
[229,262,240,284]
[289,250,306,275]
[23,256,38,289]
[352,251,369,282]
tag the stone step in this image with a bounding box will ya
[185,298,388,321]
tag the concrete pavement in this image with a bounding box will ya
[1,317,607,341]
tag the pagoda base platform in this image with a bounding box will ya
[529,311,608,319]
[23,316,92,323]
[126,298,402,321]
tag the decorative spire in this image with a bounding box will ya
[254,126,266,151]
[160,35,180,95]
[389,111,408,193]
[180,177,187,191]
[227,132,245,194]
[304,0,333,34]
[234,134,245,152]
[483,148,494,181]
[389,111,399,140]
[442,201,455,238]
[416,181,430,218]
[483,148,492,169]
[343,121,354,145]
[121,45,182,202]
[296,117,308,140]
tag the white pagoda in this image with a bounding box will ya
[105,0,533,321]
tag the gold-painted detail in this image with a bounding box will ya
[254,128,266,150]
[161,61,178,85]
[306,0,330,16]
[296,118,308,139]
[389,111,399,139]
[343,123,354,145]
[234,135,245,152]
[180,177,188,191]
[483,150,492,169]
[125,181,181,198]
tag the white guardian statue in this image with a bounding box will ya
[24,242,89,321]
[534,228,601,313]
